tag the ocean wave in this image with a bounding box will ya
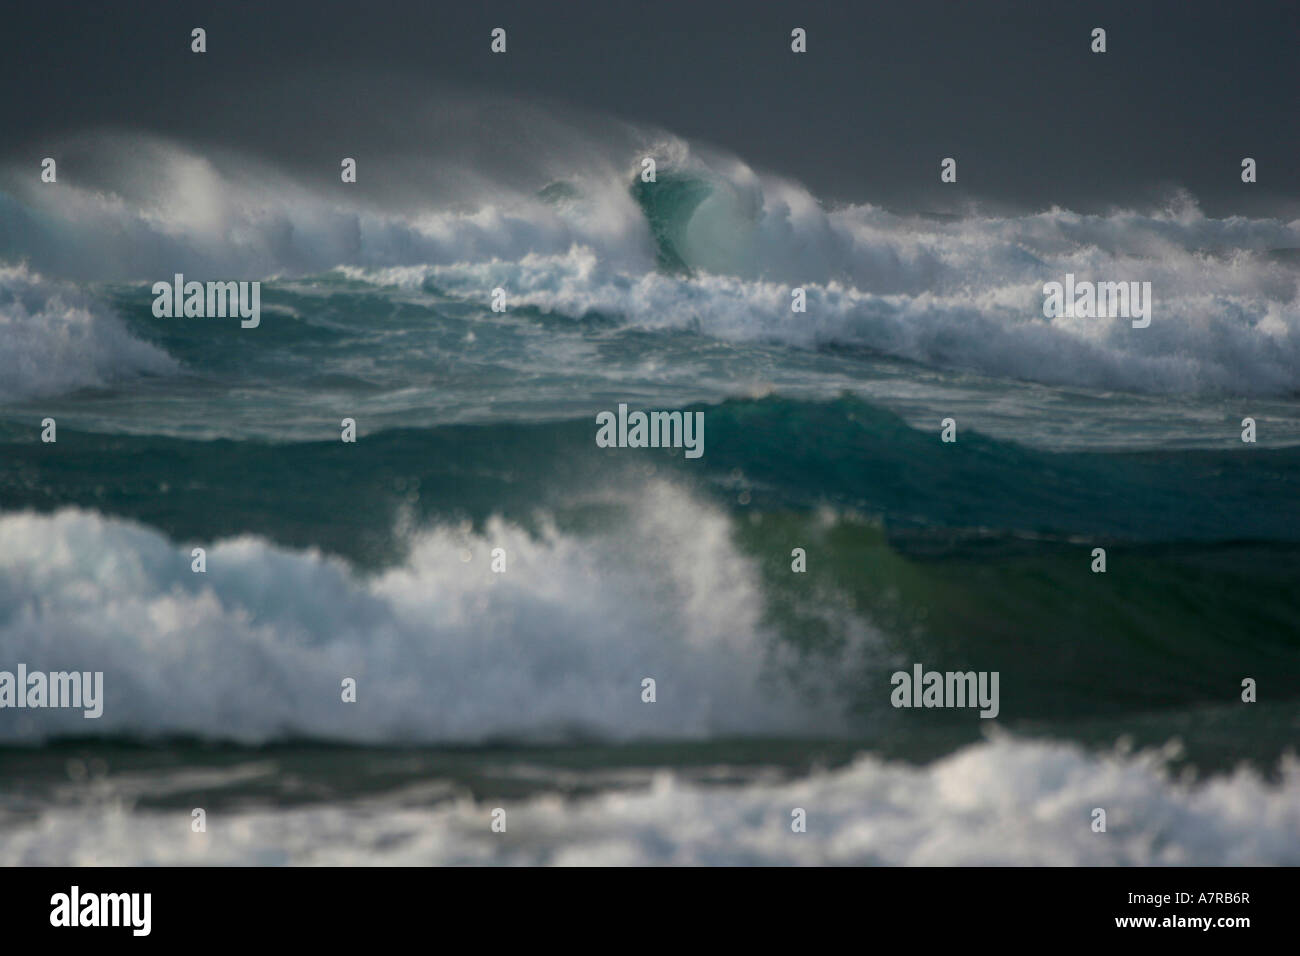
[0,497,846,744]
[3,736,1296,864]
[0,264,177,401]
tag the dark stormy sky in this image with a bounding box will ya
[2,0,1297,216]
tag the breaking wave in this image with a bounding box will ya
[0,495,844,745]
[4,736,1297,865]
[0,264,177,401]
[2,126,1298,397]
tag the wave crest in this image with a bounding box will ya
[0,493,839,744]
[0,264,177,401]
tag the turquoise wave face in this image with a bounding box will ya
[5,394,1298,549]
[628,172,714,275]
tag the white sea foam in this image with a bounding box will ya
[350,219,1300,396]
[2,736,1296,865]
[0,264,177,401]
[0,494,841,744]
